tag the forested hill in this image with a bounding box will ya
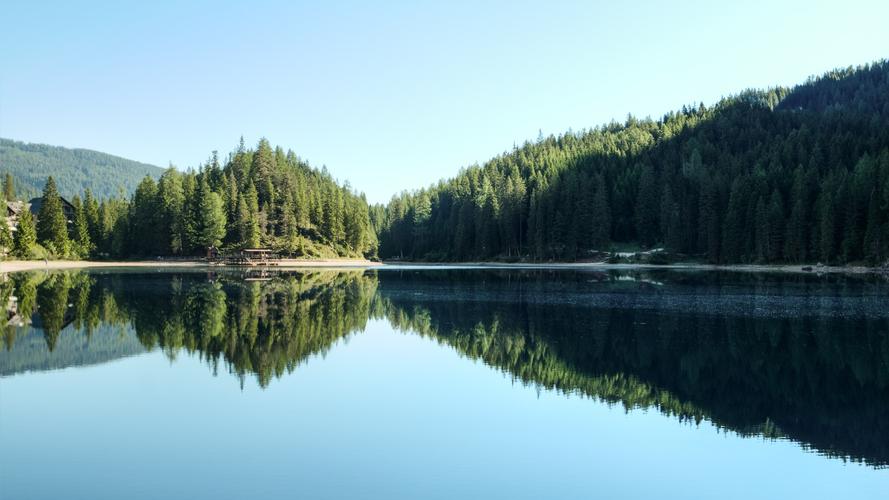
[0,138,164,199]
[2,137,377,260]
[81,138,376,259]
[375,60,889,265]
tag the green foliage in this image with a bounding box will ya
[3,172,14,201]
[35,177,70,257]
[0,211,12,256]
[87,139,377,258]
[0,138,163,199]
[377,60,889,265]
[6,137,378,259]
[71,196,92,258]
[12,207,37,257]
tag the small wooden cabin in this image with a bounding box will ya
[29,196,76,224]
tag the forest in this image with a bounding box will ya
[2,138,378,259]
[4,61,889,264]
[375,60,889,264]
[0,138,164,200]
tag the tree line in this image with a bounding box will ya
[5,61,889,264]
[375,60,889,265]
[1,138,378,259]
[0,137,164,200]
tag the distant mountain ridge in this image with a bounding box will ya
[0,138,164,199]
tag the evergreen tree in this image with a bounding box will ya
[0,211,12,256]
[158,168,186,254]
[188,176,227,249]
[252,139,276,206]
[767,190,785,262]
[13,209,36,258]
[635,165,659,247]
[818,189,836,263]
[241,180,261,247]
[83,189,101,247]
[3,172,14,201]
[374,61,889,265]
[129,176,162,256]
[71,196,92,258]
[863,189,883,264]
[590,174,611,249]
[35,177,70,256]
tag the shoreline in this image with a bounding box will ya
[2,258,886,275]
[379,260,889,275]
[0,259,383,273]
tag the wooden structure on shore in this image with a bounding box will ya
[211,248,281,266]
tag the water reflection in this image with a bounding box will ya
[2,268,888,468]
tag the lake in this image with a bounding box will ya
[1,267,887,499]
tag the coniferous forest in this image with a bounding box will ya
[376,60,889,265]
[4,60,889,264]
[3,138,377,259]
[0,138,164,200]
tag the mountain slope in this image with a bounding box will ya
[0,138,164,199]
[376,60,889,265]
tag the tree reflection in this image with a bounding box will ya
[3,268,888,467]
[374,270,889,468]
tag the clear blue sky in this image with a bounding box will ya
[2,0,887,203]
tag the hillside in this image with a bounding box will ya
[80,138,377,259]
[0,137,377,260]
[0,138,164,199]
[375,60,889,265]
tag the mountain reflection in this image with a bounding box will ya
[2,268,888,468]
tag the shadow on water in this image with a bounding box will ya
[1,268,888,468]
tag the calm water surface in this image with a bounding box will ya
[1,267,887,499]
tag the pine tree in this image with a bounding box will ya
[158,168,185,254]
[129,176,161,256]
[698,174,720,262]
[3,172,14,201]
[71,196,92,258]
[83,189,101,247]
[35,177,70,256]
[188,175,227,250]
[252,139,276,206]
[754,196,768,262]
[818,189,836,263]
[0,211,12,256]
[635,165,659,247]
[863,189,882,264]
[201,191,227,249]
[13,209,36,258]
[239,180,261,248]
[721,179,747,262]
[590,174,611,250]
[767,190,785,262]
[784,167,810,262]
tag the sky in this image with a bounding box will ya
[2,0,888,203]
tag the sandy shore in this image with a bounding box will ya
[0,259,382,273]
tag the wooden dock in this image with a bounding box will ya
[211,248,281,267]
